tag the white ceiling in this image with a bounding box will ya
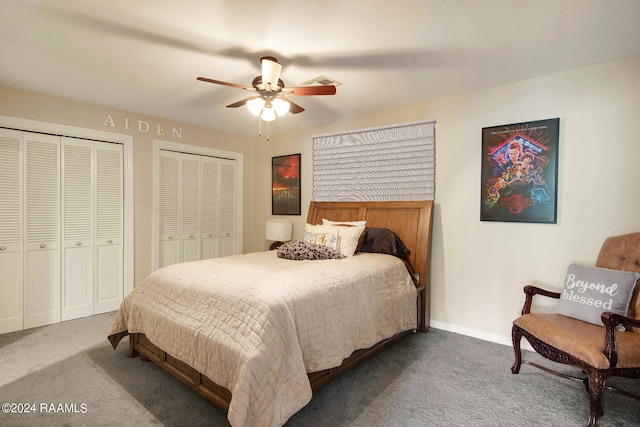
[2,0,640,138]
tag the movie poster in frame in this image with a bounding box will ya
[272,153,301,215]
[481,118,560,223]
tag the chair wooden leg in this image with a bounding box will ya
[511,325,523,374]
[587,372,606,427]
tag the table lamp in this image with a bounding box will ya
[265,220,293,250]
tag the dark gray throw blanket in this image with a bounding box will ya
[359,227,411,259]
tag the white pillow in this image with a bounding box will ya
[305,223,366,257]
[322,218,367,227]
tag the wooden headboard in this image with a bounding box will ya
[307,200,434,332]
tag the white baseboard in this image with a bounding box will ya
[428,320,534,352]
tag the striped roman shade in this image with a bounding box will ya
[312,119,436,201]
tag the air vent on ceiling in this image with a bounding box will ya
[299,75,342,87]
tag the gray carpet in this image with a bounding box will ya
[1,312,639,426]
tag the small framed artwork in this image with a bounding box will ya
[481,118,560,223]
[272,153,301,215]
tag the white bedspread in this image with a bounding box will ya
[108,251,416,427]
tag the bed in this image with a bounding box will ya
[108,200,434,427]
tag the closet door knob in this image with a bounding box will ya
[190,234,194,238]
[107,239,113,244]
[168,235,173,240]
[76,241,82,246]
[208,233,212,237]
[40,244,46,248]
[0,246,5,251]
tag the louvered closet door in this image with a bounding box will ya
[180,153,202,263]
[219,159,237,257]
[95,141,123,314]
[201,156,219,259]
[61,138,94,321]
[24,132,60,329]
[0,129,24,334]
[159,151,180,268]
[158,150,238,268]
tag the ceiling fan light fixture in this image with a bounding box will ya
[197,56,338,139]
[261,105,276,122]
[273,98,290,117]
[247,97,265,116]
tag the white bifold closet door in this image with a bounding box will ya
[61,139,93,321]
[158,150,181,267]
[61,137,123,321]
[218,159,237,257]
[94,141,124,314]
[180,153,202,263]
[0,130,124,334]
[24,132,61,329]
[0,130,61,332]
[158,150,237,269]
[201,156,219,260]
[0,130,62,331]
[0,129,25,334]
[201,156,237,259]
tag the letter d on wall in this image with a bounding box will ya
[138,120,150,133]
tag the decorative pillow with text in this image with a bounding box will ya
[303,231,339,251]
[555,263,640,325]
[304,223,366,257]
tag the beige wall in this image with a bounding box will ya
[253,55,640,345]
[0,86,256,285]
[3,55,639,346]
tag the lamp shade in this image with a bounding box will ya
[247,97,265,116]
[265,220,292,242]
[261,105,276,122]
[273,98,290,116]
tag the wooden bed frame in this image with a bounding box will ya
[127,200,434,414]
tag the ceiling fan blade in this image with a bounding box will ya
[226,96,258,108]
[197,77,253,91]
[261,56,282,91]
[284,98,305,114]
[288,85,337,96]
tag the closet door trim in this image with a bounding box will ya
[0,114,134,297]
[152,140,244,271]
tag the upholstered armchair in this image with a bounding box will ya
[511,232,640,427]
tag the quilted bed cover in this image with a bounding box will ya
[108,251,416,427]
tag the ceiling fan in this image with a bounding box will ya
[197,56,337,122]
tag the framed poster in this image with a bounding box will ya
[272,153,301,215]
[481,118,560,223]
